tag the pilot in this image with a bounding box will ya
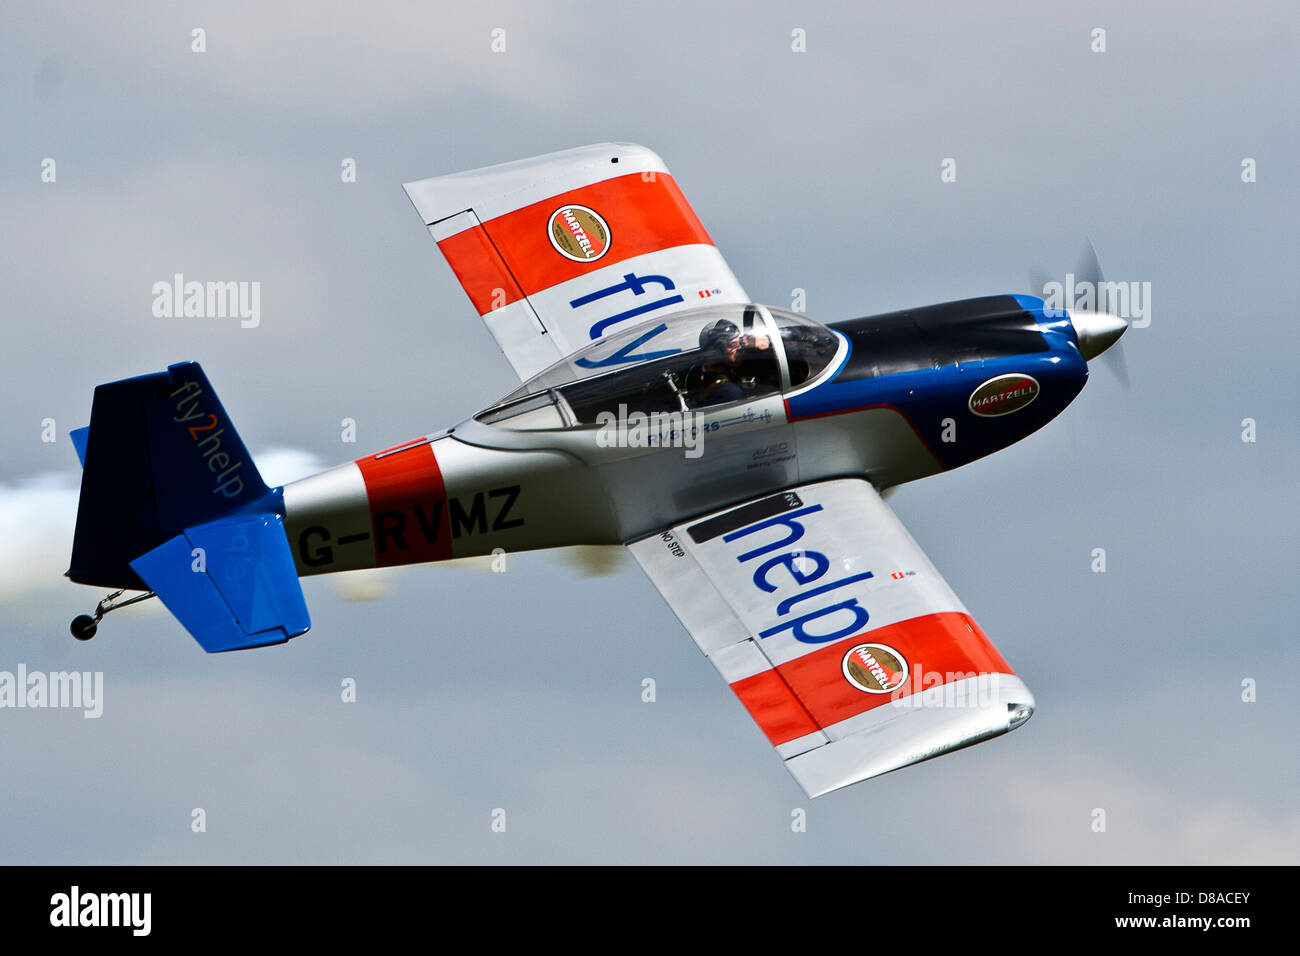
[687,319,774,407]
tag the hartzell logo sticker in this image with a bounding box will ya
[548,204,611,262]
[842,643,909,694]
[968,373,1040,417]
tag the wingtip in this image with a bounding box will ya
[787,674,1035,798]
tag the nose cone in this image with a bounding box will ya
[1069,308,1128,361]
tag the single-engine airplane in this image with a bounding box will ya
[67,143,1126,797]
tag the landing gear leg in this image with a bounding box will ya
[70,589,156,641]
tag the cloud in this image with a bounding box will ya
[997,753,1300,865]
[253,447,326,487]
[0,448,325,602]
[8,1,585,125]
[0,473,79,602]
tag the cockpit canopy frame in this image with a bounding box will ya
[476,303,841,430]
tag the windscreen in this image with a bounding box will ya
[767,307,841,386]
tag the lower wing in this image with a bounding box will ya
[629,478,1034,797]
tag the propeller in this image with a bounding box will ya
[1073,240,1130,388]
[1032,240,1130,388]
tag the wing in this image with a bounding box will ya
[628,478,1034,797]
[403,143,749,380]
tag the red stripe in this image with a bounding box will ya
[779,611,1012,729]
[354,442,450,567]
[437,173,712,315]
[730,669,820,746]
[436,223,526,317]
[728,612,1013,746]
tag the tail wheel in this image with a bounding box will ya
[70,615,98,641]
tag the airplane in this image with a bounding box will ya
[65,143,1127,797]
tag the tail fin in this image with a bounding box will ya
[69,362,270,588]
[69,362,310,652]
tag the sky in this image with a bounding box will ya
[1,0,1296,864]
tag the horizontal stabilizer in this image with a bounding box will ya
[70,426,89,467]
[130,513,310,653]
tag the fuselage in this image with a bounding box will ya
[282,294,1088,576]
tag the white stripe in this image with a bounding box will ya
[776,730,827,760]
[282,461,373,574]
[404,143,670,233]
[523,244,748,359]
[482,300,563,380]
[628,533,751,657]
[710,640,771,684]
[429,209,478,244]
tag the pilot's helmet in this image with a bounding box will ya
[699,319,740,351]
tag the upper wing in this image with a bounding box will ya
[403,143,749,380]
[628,478,1034,797]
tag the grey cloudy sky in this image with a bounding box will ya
[1,1,1296,863]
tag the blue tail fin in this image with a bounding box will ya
[69,362,272,589]
[68,362,311,652]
